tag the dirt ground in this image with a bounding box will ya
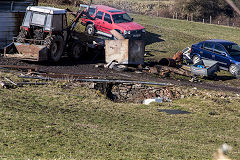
[1,56,240,94]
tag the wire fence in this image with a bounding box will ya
[170,13,240,27]
[150,10,240,28]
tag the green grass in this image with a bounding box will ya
[0,80,239,159]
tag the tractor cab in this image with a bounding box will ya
[19,6,67,40]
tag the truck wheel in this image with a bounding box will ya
[86,24,95,36]
[70,44,84,59]
[48,35,64,62]
[229,64,239,76]
[192,55,201,64]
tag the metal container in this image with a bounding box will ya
[191,59,219,77]
[105,39,145,65]
[0,0,37,50]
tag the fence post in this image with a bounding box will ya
[191,14,193,21]
[210,16,212,24]
[173,14,175,19]
[218,21,220,25]
[176,13,178,19]
[203,19,205,23]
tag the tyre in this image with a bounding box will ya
[192,55,201,64]
[70,43,84,59]
[16,29,27,43]
[48,35,64,62]
[229,64,239,76]
[86,24,95,36]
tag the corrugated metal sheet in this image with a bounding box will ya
[0,0,38,49]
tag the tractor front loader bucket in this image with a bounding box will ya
[5,42,49,61]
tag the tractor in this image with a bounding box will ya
[13,1,92,62]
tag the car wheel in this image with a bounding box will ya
[229,64,239,76]
[48,35,64,62]
[86,24,95,36]
[192,55,201,64]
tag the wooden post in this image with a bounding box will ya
[218,21,220,25]
[173,14,175,19]
[203,19,205,23]
[210,16,212,24]
[176,13,178,19]
[191,14,193,21]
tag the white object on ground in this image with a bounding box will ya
[143,97,163,105]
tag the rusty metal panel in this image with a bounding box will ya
[129,40,145,64]
[0,12,25,49]
[105,39,144,65]
[0,0,37,49]
[0,1,36,12]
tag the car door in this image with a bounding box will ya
[102,13,113,34]
[213,43,230,69]
[94,11,104,31]
[201,42,214,60]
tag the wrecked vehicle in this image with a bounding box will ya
[81,5,146,39]
[190,39,240,76]
[7,4,92,62]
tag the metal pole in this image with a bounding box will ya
[18,75,173,86]
[225,0,240,16]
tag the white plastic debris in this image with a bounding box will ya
[143,97,163,105]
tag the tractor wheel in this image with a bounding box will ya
[229,64,239,76]
[16,29,27,43]
[70,43,84,59]
[86,24,95,36]
[48,35,64,62]
[192,55,201,64]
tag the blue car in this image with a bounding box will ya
[190,39,240,76]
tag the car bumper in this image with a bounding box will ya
[124,33,145,39]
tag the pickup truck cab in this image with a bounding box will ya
[81,5,145,39]
[190,39,240,76]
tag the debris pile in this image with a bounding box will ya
[88,82,174,103]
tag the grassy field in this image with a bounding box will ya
[0,75,239,159]
[1,4,240,159]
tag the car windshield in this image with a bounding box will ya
[223,44,240,56]
[112,13,132,23]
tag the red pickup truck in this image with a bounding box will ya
[81,5,146,39]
